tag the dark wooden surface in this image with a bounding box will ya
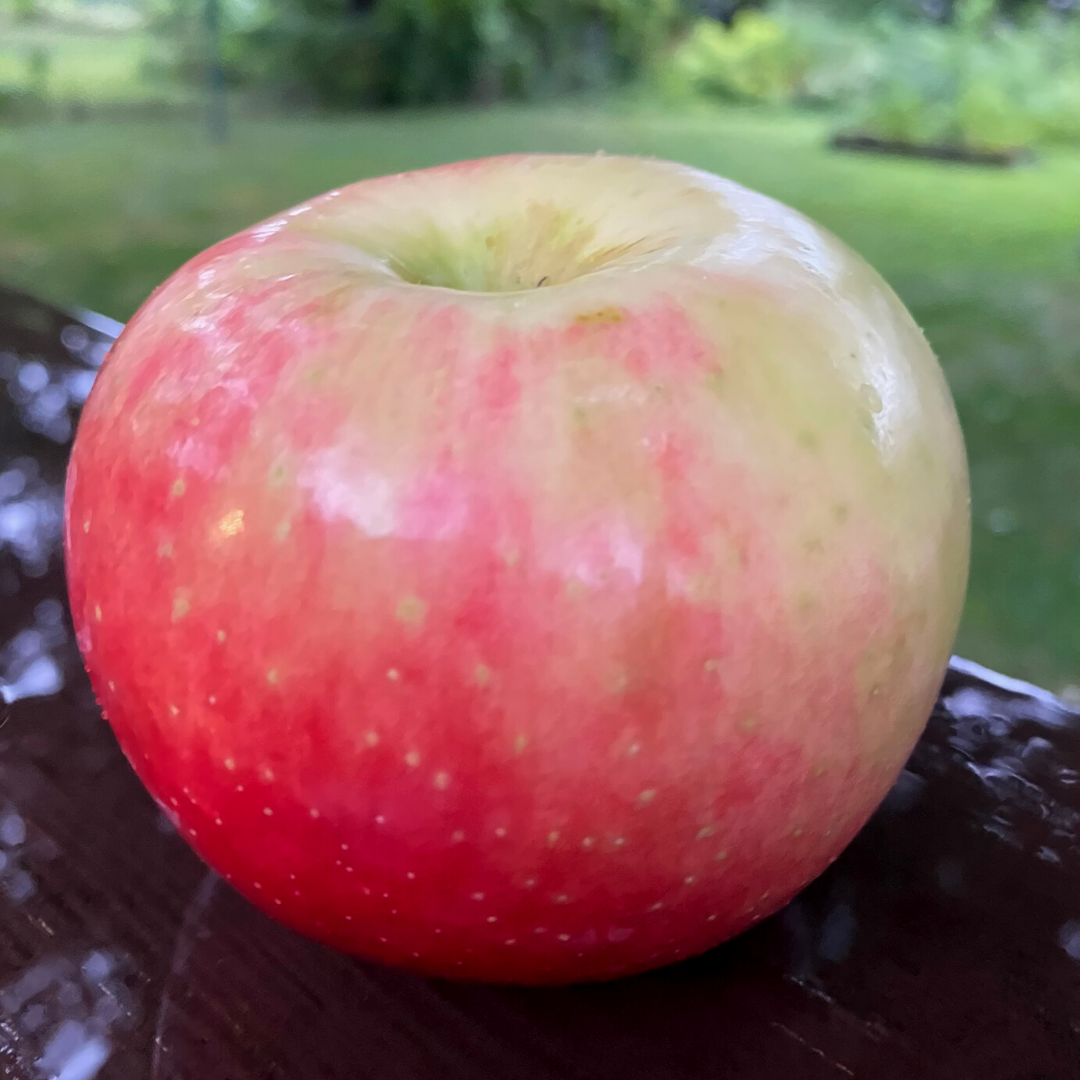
[1,284,1079,1080]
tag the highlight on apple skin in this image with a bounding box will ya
[64,154,971,985]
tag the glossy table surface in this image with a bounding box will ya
[1,285,1078,1080]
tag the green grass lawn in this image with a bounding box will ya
[1,105,1078,690]
[0,24,164,103]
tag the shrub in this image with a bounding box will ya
[1032,74,1080,145]
[662,6,884,108]
[846,1,1080,151]
[664,12,809,103]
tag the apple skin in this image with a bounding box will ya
[64,154,969,985]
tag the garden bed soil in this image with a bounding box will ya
[832,133,1034,167]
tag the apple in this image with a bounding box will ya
[64,154,969,985]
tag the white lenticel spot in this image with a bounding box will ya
[404,750,420,768]
[627,743,641,756]
[472,892,485,901]
[505,939,516,945]
[557,934,570,942]
[169,797,178,807]
[487,916,498,923]
[294,890,301,897]
[434,928,442,934]
[224,757,235,771]
[266,669,279,685]
[376,815,385,825]
[684,876,697,885]
[208,695,216,705]
[187,828,197,838]
[433,772,450,790]
[451,830,464,842]
[406,872,415,880]
[94,605,102,621]
[707,914,717,922]
[697,826,715,840]
[365,731,379,747]
[715,850,728,861]
[547,831,560,845]
[582,837,595,849]
[649,902,664,912]
[274,898,282,905]
[263,807,273,816]
[217,630,227,643]
[534,927,547,934]
[107,681,115,692]
[169,704,179,717]
[260,766,275,782]
[638,789,657,805]
[412,951,420,958]
[214,817,222,826]
[346,867,354,873]
[214,508,244,539]
[309,808,320,819]
[83,521,90,533]
[341,843,349,851]
[554,894,569,904]
[253,882,262,889]
[613,837,626,847]
[523,878,536,889]
[494,827,507,838]
[387,668,401,681]
[514,734,527,754]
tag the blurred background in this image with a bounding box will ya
[1,0,1078,693]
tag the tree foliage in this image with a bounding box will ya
[236,0,682,107]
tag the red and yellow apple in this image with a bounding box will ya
[64,154,969,984]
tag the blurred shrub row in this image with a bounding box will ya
[206,0,1080,149]
[664,0,1080,150]
[2,0,1079,150]
[152,0,681,106]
